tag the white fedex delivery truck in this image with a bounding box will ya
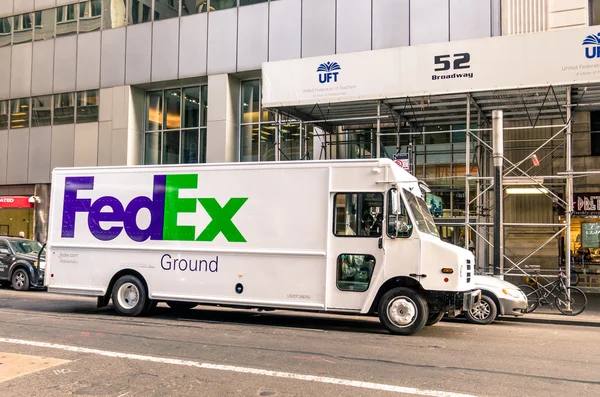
[45,159,479,335]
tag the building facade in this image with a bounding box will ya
[0,0,600,287]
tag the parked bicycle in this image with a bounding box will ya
[519,270,587,316]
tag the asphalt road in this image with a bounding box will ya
[0,288,599,397]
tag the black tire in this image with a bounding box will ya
[11,269,30,291]
[465,294,497,325]
[166,301,198,311]
[111,275,149,316]
[425,310,445,326]
[555,287,587,316]
[378,287,428,335]
[518,284,539,313]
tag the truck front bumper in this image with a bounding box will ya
[462,289,482,311]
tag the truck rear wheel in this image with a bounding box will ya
[378,287,428,335]
[111,275,149,317]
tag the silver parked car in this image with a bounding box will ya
[465,275,528,325]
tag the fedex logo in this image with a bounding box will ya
[61,174,248,243]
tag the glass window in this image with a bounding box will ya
[240,124,258,162]
[260,125,276,161]
[129,0,152,24]
[182,87,199,128]
[34,8,55,41]
[403,189,440,238]
[145,86,207,165]
[0,101,8,130]
[242,80,260,124]
[103,0,127,29]
[32,96,52,127]
[10,98,30,129]
[146,91,163,131]
[56,4,78,37]
[200,85,208,127]
[280,123,300,160]
[387,189,412,238]
[240,0,267,5]
[13,13,33,44]
[77,90,99,123]
[182,129,198,163]
[155,0,180,20]
[144,131,161,164]
[0,17,12,47]
[302,124,314,160]
[337,254,376,292]
[79,0,102,33]
[162,130,180,164]
[210,0,237,11]
[334,193,384,237]
[54,93,75,125]
[164,89,181,130]
[182,0,204,15]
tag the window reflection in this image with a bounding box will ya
[77,90,99,123]
[242,80,259,124]
[182,0,204,15]
[210,0,237,11]
[56,4,78,37]
[0,17,11,47]
[54,93,75,125]
[103,0,127,29]
[144,86,207,165]
[280,123,300,161]
[13,13,33,44]
[146,91,163,131]
[32,96,52,127]
[0,101,9,130]
[241,124,258,162]
[155,0,180,21]
[260,125,275,161]
[79,0,102,33]
[34,8,55,41]
[240,0,268,6]
[144,131,161,165]
[129,0,152,24]
[162,130,180,164]
[10,98,30,129]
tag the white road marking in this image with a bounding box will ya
[0,337,477,397]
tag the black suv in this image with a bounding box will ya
[0,237,45,291]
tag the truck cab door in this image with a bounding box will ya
[326,192,385,312]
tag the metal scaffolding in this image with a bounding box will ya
[272,83,599,288]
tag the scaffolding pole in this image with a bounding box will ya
[565,86,573,291]
[376,101,381,158]
[465,96,471,251]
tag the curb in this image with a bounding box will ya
[499,316,600,327]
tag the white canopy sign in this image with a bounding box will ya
[262,26,600,108]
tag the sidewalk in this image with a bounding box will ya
[500,292,600,327]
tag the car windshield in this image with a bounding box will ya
[9,239,44,256]
[403,189,440,238]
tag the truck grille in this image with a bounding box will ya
[466,259,472,283]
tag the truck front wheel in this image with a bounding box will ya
[378,287,428,335]
[112,275,149,317]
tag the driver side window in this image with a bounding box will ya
[387,189,412,238]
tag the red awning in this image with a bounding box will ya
[0,197,34,209]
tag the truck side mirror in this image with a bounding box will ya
[391,189,401,215]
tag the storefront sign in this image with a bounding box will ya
[0,196,33,209]
[262,26,600,107]
[573,193,600,217]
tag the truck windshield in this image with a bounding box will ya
[10,240,44,256]
[403,190,440,238]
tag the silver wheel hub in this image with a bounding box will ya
[387,297,417,327]
[117,282,140,310]
[470,300,491,320]
[15,272,25,288]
